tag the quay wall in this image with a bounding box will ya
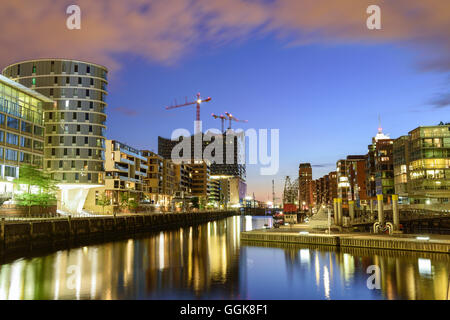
[0,211,236,253]
[241,231,450,254]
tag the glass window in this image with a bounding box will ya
[33,140,44,151]
[7,117,19,130]
[6,133,18,145]
[4,165,17,177]
[0,114,5,125]
[19,152,32,163]
[5,149,18,161]
[34,126,43,136]
[21,121,32,134]
[20,137,32,148]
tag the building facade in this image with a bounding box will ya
[0,74,52,195]
[3,59,108,213]
[394,125,450,205]
[103,140,147,209]
[298,163,313,210]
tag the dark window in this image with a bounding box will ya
[89,125,92,132]
[60,136,64,144]
[74,64,78,73]
[50,88,54,96]
[84,137,88,144]
[76,149,80,156]
[72,136,76,144]
[48,136,52,144]
[90,78,94,86]
[7,117,19,130]
[21,122,32,134]
[87,66,91,73]
[52,148,56,156]
[66,77,70,84]
[77,125,80,132]
[85,113,89,120]
[78,77,82,85]
[54,77,57,84]
[51,61,55,72]
[64,148,67,156]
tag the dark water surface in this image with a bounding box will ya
[0,216,448,300]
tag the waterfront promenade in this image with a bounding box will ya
[241,226,450,254]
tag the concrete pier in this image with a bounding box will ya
[241,229,450,254]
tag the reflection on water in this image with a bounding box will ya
[0,216,448,300]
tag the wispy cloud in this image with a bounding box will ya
[429,93,450,109]
[311,163,335,168]
[111,106,138,116]
[0,0,449,75]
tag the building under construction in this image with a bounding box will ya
[158,132,246,180]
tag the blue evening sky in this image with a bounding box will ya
[105,37,448,200]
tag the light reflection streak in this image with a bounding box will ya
[9,259,24,300]
[324,266,330,299]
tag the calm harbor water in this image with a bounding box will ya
[0,216,449,300]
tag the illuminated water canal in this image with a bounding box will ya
[0,216,448,300]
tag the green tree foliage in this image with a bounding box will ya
[14,165,57,216]
[96,192,111,214]
[191,197,199,209]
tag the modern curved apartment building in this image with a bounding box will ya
[3,59,108,213]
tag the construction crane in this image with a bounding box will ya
[211,113,227,133]
[165,92,212,134]
[224,112,248,130]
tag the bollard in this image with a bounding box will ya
[333,198,338,225]
[377,194,384,225]
[29,222,34,240]
[349,200,355,222]
[68,215,72,237]
[337,198,343,226]
[1,218,5,244]
[392,194,399,231]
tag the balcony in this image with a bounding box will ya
[140,163,149,170]
[119,175,141,183]
[119,147,146,161]
[114,164,128,172]
[119,158,134,165]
